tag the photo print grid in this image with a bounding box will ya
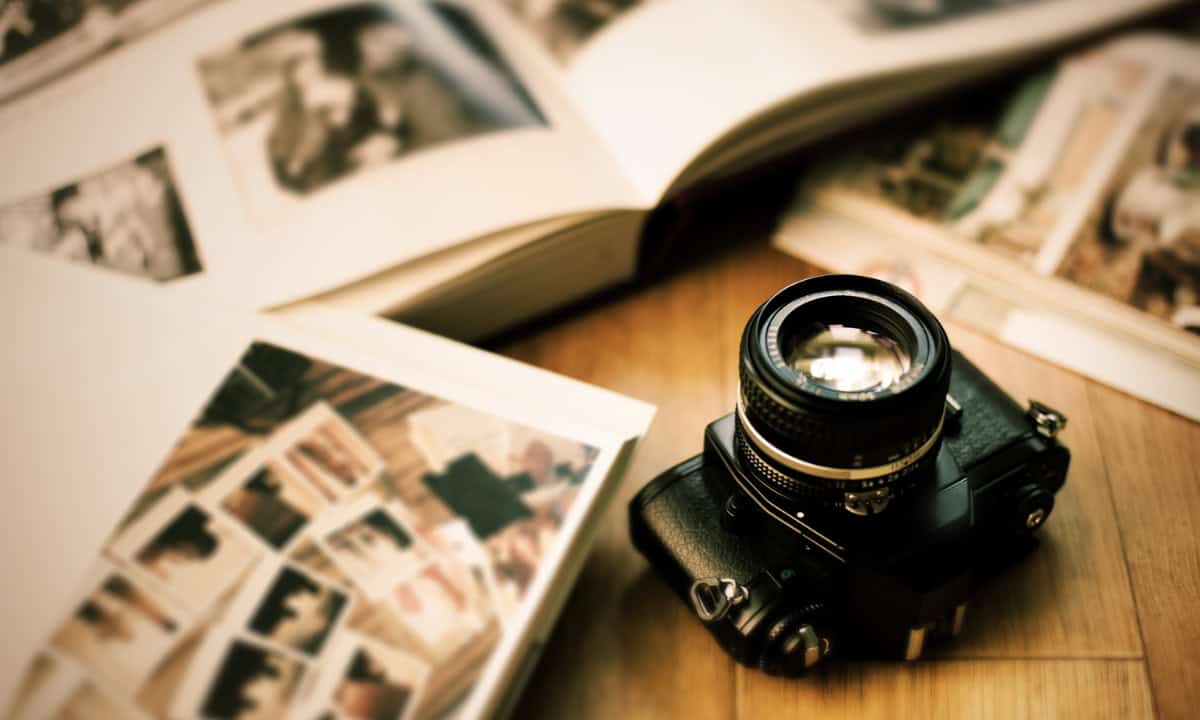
[6,340,597,719]
[804,46,1200,336]
[0,0,218,103]
[0,146,202,282]
[499,0,643,64]
[196,1,546,219]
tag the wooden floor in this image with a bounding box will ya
[496,241,1200,720]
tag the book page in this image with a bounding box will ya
[0,253,654,718]
[0,0,642,309]
[773,34,1200,421]
[502,0,1173,200]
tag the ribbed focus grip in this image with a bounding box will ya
[739,370,946,469]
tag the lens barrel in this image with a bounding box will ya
[736,275,951,512]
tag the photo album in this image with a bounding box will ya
[0,0,1174,341]
[0,253,653,718]
[773,33,1200,421]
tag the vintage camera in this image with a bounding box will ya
[630,275,1069,674]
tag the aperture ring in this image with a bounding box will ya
[733,423,928,509]
[739,373,944,466]
[736,392,943,482]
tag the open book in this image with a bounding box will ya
[0,0,1174,340]
[0,252,653,719]
[773,32,1200,421]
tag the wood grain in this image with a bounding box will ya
[497,241,1200,719]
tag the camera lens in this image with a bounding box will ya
[785,322,910,393]
[736,275,951,513]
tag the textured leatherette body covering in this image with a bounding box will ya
[630,456,797,600]
[942,351,1033,472]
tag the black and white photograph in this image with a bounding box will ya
[499,0,643,64]
[0,0,217,102]
[0,146,203,282]
[224,559,352,658]
[829,0,1053,32]
[196,2,546,218]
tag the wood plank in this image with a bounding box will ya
[504,243,1155,718]
[937,324,1142,659]
[738,659,1155,719]
[1088,384,1200,720]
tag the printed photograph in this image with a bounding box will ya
[430,517,502,618]
[6,652,83,720]
[499,0,643,64]
[807,49,1148,264]
[829,0,1054,32]
[196,2,546,218]
[1056,76,1200,334]
[109,487,261,616]
[309,633,429,720]
[387,555,489,654]
[10,339,596,717]
[185,634,308,720]
[279,401,385,502]
[215,456,330,551]
[0,146,202,282]
[0,0,216,102]
[225,560,352,658]
[50,563,188,694]
[407,402,511,475]
[314,497,434,598]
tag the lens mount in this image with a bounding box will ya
[736,275,951,511]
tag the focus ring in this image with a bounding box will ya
[734,421,930,503]
[739,371,944,468]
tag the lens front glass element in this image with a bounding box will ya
[785,322,911,393]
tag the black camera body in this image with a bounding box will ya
[630,275,1069,674]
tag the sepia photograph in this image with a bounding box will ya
[6,652,91,720]
[829,0,1053,33]
[214,455,331,551]
[386,554,489,655]
[313,495,435,599]
[108,487,262,616]
[809,49,1149,265]
[224,559,352,658]
[196,2,546,219]
[1056,75,1200,334]
[308,632,429,720]
[499,0,643,64]
[407,402,511,475]
[430,517,503,619]
[278,401,385,503]
[0,146,202,282]
[176,632,309,720]
[11,339,597,717]
[0,0,216,102]
[50,562,189,694]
